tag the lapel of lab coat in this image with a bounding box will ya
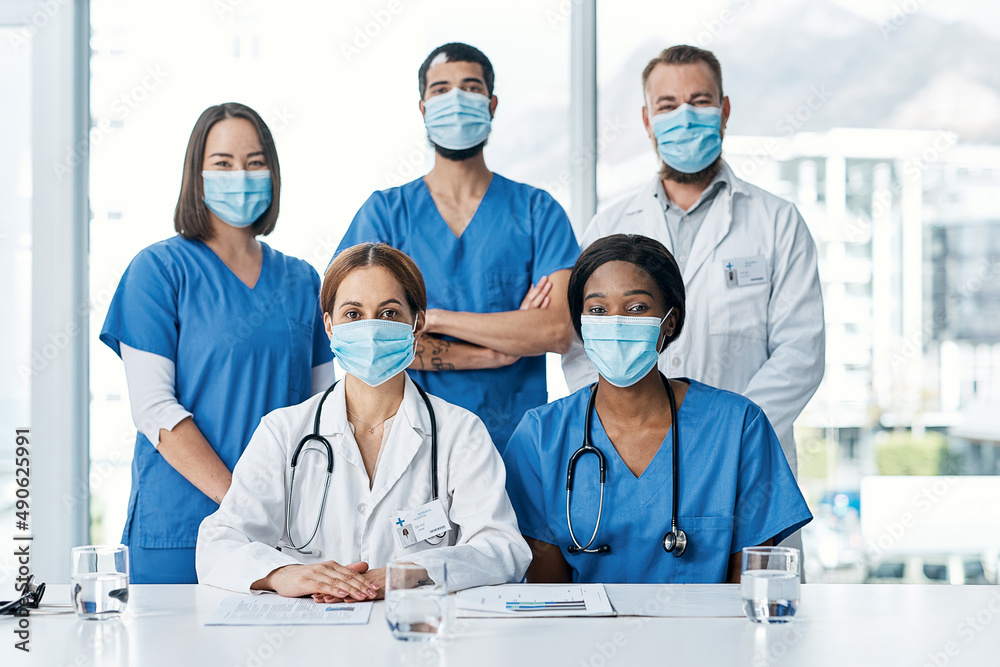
[367,376,431,509]
[625,177,675,254]
[317,380,366,473]
[315,376,430,508]
[679,161,750,284]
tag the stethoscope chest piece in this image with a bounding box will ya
[663,527,688,557]
[568,375,689,559]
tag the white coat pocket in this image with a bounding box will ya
[709,261,770,342]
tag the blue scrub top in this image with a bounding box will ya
[502,380,812,583]
[336,175,580,448]
[100,236,332,556]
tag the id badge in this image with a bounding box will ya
[723,255,767,288]
[392,499,451,548]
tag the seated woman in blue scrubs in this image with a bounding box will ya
[100,103,333,583]
[503,234,812,583]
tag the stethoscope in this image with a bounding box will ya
[280,378,444,557]
[566,373,688,557]
[0,575,73,616]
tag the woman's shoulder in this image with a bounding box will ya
[258,391,326,438]
[510,387,590,446]
[129,235,194,264]
[685,379,762,416]
[261,243,321,282]
[529,385,590,422]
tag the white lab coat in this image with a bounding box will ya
[196,375,531,594]
[562,161,825,474]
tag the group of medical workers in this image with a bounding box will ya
[100,42,824,598]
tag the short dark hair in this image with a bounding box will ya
[174,103,280,240]
[321,243,427,318]
[418,42,495,97]
[568,234,686,347]
[642,44,724,100]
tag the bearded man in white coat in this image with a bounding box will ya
[563,45,825,552]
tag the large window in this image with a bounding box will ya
[0,23,32,584]
[88,0,572,544]
[598,0,1000,582]
[80,0,1000,585]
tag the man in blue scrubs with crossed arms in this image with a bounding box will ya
[335,43,580,449]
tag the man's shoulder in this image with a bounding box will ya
[490,173,562,205]
[724,163,801,220]
[587,179,656,234]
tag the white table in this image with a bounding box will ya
[6,584,1000,666]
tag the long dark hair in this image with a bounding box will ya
[174,103,280,240]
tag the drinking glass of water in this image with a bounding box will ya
[741,546,799,623]
[71,545,129,620]
[384,561,448,641]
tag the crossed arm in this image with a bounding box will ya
[411,270,574,372]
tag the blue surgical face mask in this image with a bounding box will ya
[423,87,492,151]
[651,104,722,174]
[202,169,273,228]
[581,309,674,388]
[329,318,417,388]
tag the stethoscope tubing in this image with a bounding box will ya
[566,374,683,556]
[282,378,440,554]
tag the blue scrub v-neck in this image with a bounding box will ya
[194,238,268,291]
[336,174,580,448]
[101,235,332,582]
[418,174,495,242]
[502,379,813,583]
[590,398,677,509]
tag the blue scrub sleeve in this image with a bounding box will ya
[100,248,179,361]
[309,268,333,366]
[732,408,813,550]
[529,191,580,285]
[502,411,558,545]
[334,191,395,259]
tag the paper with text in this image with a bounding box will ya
[204,594,373,626]
[456,584,614,618]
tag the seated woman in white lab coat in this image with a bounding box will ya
[196,242,531,600]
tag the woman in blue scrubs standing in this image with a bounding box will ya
[503,234,812,583]
[100,103,333,583]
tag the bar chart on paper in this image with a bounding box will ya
[456,585,615,618]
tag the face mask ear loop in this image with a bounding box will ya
[656,307,676,355]
[410,311,422,355]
